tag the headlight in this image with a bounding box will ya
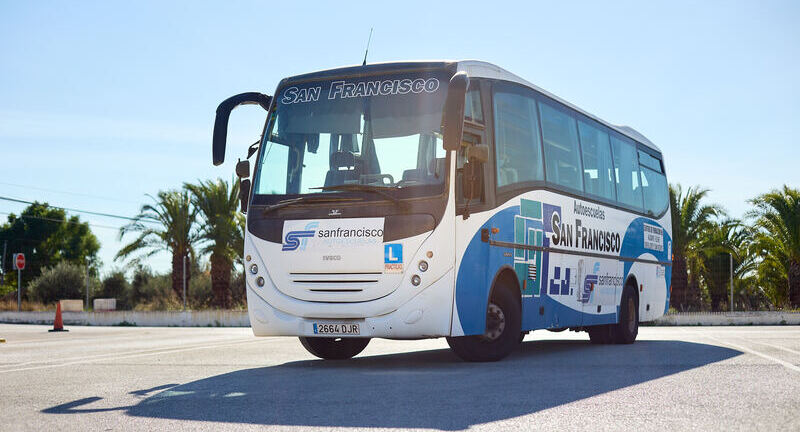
[249,264,258,274]
[418,260,428,272]
[256,276,265,287]
[411,275,421,286]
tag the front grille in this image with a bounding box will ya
[289,272,381,294]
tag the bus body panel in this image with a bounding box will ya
[454,190,672,336]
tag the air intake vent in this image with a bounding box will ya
[289,272,381,295]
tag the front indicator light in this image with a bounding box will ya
[411,275,421,286]
[249,264,258,274]
[256,276,265,287]
[418,260,428,272]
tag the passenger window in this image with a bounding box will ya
[639,150,668,215]
[638,150,662,172]
[578,120,615,201]
[493,89,544,188]
[464,87,483,123]
[538,102,583,192]
[610,136,644,211]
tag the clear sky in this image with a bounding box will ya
[1,1,798,274]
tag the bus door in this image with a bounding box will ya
[453,82,492,333]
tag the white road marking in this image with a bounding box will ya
[0,337,255,369]
[0,338,275,374]
[704,335,800,374]
[748,340,800,357]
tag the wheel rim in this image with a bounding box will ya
[484,302,506,341]
[627,298,636,333]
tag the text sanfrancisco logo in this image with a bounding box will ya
[282,222,319,251]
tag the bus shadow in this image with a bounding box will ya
[45,340,740,430]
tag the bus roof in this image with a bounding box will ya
[279,60,660,153]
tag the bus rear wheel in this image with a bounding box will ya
[446,285,521,362]
[299,337,370,360]
[611,285,639,344]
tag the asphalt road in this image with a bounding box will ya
[1,324,799,431]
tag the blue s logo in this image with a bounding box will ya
[283,221,319,251]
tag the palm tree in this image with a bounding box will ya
[116,190,199,300]
[700,219,756,311]
[669,184,723,311]
[186,179,242,309]
[748,186,800,307]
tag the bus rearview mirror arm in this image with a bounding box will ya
[239,179,251,213]
[213,92,272,166]
[442,73,469,152]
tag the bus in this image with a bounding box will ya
[212,60,672,362]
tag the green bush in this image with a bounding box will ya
[98,270,131,309]
[128,265,152,306]
[28,261,98,305]
[132,274,180,310]
[188,269,213,309]
[231,270,246,309]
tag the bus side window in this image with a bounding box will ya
[639,150,668,216]
[610,136,644,211]
[492,88,544,188]
[457,84,486,208]
[464,87,484,124]
[578,120,616,201]
[539,101,584,193]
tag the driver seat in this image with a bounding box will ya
[325,151,360,186]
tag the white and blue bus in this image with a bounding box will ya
[212,60,672,362]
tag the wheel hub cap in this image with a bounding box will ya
[484,303,506,341]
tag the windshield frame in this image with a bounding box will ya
[250,65,456,209]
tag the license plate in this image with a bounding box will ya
[313,323,360,335]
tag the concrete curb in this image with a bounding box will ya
[651,311,800,326]
[1,310,798,327]
[0,310,250,327]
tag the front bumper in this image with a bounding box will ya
[247,268,455,339]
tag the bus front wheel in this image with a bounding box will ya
[446,285,521,362]
[587,325,613,344]
[299,337,370,360]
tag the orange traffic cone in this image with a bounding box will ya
[49,302,68,332]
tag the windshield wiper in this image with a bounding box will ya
[261,196,359,215]
[311,184,405,206]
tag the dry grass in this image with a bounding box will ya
[0,299,52,311]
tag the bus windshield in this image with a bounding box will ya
[253,70,451,200]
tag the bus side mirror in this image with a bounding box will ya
[236,159,250,178]
[213,92,272,166]
[239,179,251,213]
[442,73,469,152]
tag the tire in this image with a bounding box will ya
[298,336,371,360]
[587,324,612,344]
[611,284,639,344]
[446,285,521,362]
